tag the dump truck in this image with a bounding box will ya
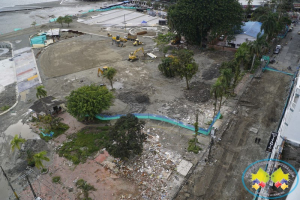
[126,33,137,41]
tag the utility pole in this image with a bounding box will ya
[0,166,20,200]
[26,175,37,199]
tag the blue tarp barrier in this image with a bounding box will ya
[40,128,54,137]
[14,28,22,31]
[95,112,221,135]
[30,35,46,46]
[49,18,57,22]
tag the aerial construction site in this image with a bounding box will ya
[0,1,298,200]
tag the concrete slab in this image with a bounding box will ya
[176,159,193,176]
[80,9,162,27]
[13,47,41,93]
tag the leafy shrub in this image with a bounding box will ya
[52,176,61,183]
[187,138,201,154]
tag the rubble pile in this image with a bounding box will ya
[103,133,182,199]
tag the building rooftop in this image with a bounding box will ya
[279,72,300,144]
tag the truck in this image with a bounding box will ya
[126,33,137,41]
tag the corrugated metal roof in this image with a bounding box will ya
[241,21,264,38]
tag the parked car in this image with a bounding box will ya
[274,48,280,54]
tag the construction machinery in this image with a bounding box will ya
[126,33,137,41]
[133,39,143,46]
[128,47,145,61]
[112,35,127,42]
[98,66,108,77]
[107,33,112,37]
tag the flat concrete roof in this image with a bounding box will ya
[79,9,162,27]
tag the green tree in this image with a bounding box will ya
[63,15,73,27]
[158,57,177,77]
[168,0,243,45]
[33,151,50,169]
[103,67,117,89]
[36,85,48,114]
[174,49,198,90]
[76,179,96,199]
[258,13,278,40]
[210,79,223,115]
[251,6,271,21]
[155,32,176,55]
[36,85,47,99]
[66,85,114,121]
[245,0,253,21]
[56,16,64,27]
[235,42,252,70]
[219,68,233,93]
[106,114,146,160]
[248,33,269,57]
[10,135,26,152]
[187,113,201,154]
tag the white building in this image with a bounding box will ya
[228,21,263,48]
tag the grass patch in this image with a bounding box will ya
[52,176,61,183]
[187,138,201,154]
[0,105,10,111]
[58,126,109,164]
[40,122,69,142]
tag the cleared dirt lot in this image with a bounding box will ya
[39,36,122,78]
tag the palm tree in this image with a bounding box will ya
[219,68,233,92]
[36,85,48,114]
[210,79,223,116]
[36,85,47,99]
[103,67,117,89]
[258,13,277,40]
[10,135,26,152]
[252,33,269,56]
[33,151,50,169]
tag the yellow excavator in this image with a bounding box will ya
[107,33,112,37]
[133,39,143,46]
[112,35,127,42]
[98,66,108,77]
[128,47,145,61]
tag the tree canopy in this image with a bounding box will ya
[66,85,114,121]
[36,85,47,99]
[10,135,26,152]
[64,15,73,27]
[103,67,117,89]
[168,0,243,45]
[33,151,50,169]
[106,114,146,160]
[174,49,198,90]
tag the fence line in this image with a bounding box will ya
[95,111,221,135]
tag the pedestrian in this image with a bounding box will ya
[255,138,258,143]
[258,138,261,144]
[291,37,293,40]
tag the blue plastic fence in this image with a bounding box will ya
[96,111,221,135]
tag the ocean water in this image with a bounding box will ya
[0,0,59,8]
